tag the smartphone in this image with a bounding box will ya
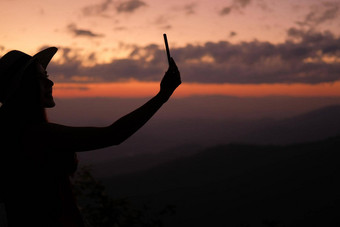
[163,33,171,66]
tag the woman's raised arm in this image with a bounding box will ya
[22,58,181,152]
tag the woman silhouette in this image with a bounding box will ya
[0,47,181,226]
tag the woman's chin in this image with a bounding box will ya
[43,99,55,108]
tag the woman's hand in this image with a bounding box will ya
[159,58,181,101]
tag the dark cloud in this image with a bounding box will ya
[67,24,104,38]
[116,0,147,13]
[82,0,146,17]
[47,47,83,79]
[47,28,340,84]
[82,0,113,17]
[220,7,232,16]
[220,0,252,16]
[297,2,340,28]
[56,85,90,91]
[88,52,97,62]
[229,31,237,37]
[237,0,252,8]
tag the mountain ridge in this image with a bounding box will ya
[102,136,340,227]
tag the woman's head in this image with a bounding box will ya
[0,47,57,108]
[0,47,57,123]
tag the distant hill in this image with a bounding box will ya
[84,105,340,178]
[240,105,340,145]
[103,136,340,227]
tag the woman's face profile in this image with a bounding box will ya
[36,63,55,108]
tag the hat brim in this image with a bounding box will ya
[32,47,58,69]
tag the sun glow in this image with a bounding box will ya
[53,81,340,98]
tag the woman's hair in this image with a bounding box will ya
[0,60,48,125]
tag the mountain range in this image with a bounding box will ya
[102,136,340,227]
[82,104,340,226]
[85,104,340,178]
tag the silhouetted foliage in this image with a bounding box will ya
[72,166,174,227]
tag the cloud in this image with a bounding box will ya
[237,0,252,8]
[82,0,147,17]
[67,24,104,38]
[46,28,340,84]
[220,7,232,15]
[297,2,340,28]
[116,0,147,13]
[56,85,90,91]
[229,31,237,37]
[220,0,252,15]
[82,0,113,17]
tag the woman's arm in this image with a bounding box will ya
[23,58,181,152]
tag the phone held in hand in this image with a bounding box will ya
[163,33,171,66]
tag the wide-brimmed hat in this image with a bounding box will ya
[0,47,58,107]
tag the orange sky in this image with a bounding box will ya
[53,81,340,98]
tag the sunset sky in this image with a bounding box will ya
[1,0,340,98]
